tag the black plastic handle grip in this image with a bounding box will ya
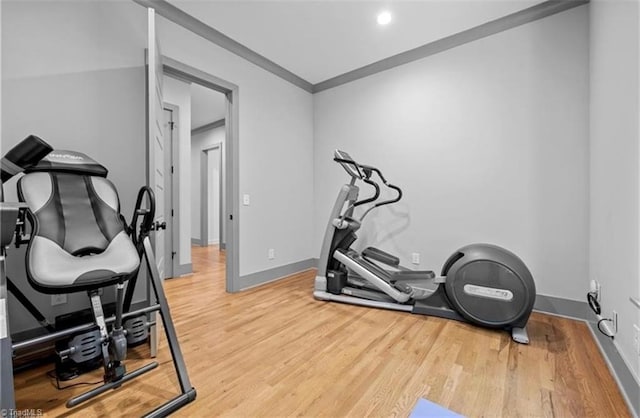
[130,186,156,243]
[334,156,364,179]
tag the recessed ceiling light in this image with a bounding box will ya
[377,11,392,26]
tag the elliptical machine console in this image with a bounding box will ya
[314,150,536,344]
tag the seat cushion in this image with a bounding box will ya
[27,232,140,293]
[18,171,140,293]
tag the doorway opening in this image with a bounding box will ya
[159,57,240,292]
[199,143,224,249]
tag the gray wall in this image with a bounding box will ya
[313,6,590,301]
[157,15,315,278]
[589,0,640,384]
[1,1,147,332]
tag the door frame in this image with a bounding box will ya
[200,143,224,248]
[163,103,180,277]
[163,57,240,293]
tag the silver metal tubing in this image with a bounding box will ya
[316,184,359,279]
[114,283,125,330]
[314,290,413,312]
[12,304,160,351]
[142,236,194,395]
[334,250,412,303]
[66,362,159,408]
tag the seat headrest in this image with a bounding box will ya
[25,150,108,177]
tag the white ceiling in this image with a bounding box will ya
[169,0,543,84]
[190,82,226,129]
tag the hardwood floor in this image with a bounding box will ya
[13,245,630,417]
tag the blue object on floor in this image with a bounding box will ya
[409,398,465,418]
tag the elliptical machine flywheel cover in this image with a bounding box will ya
[441,243,536,328]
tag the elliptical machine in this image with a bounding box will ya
[314,150,536,344]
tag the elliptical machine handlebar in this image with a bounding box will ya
[354,177,380,208]
[334,150,403,220]
[333,156,364,179]
[334,154,380,211]
[359,163,403,207]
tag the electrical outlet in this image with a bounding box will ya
[411,253,420,265]
[268,248,275,260]
[51,294,67,306]
[612,310,618,334]
[633,324,640,356]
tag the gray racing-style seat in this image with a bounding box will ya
[17,150,139,294]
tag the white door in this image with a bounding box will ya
[163,107,174,278]
[146,7,166,280]
[146,7,165,357]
